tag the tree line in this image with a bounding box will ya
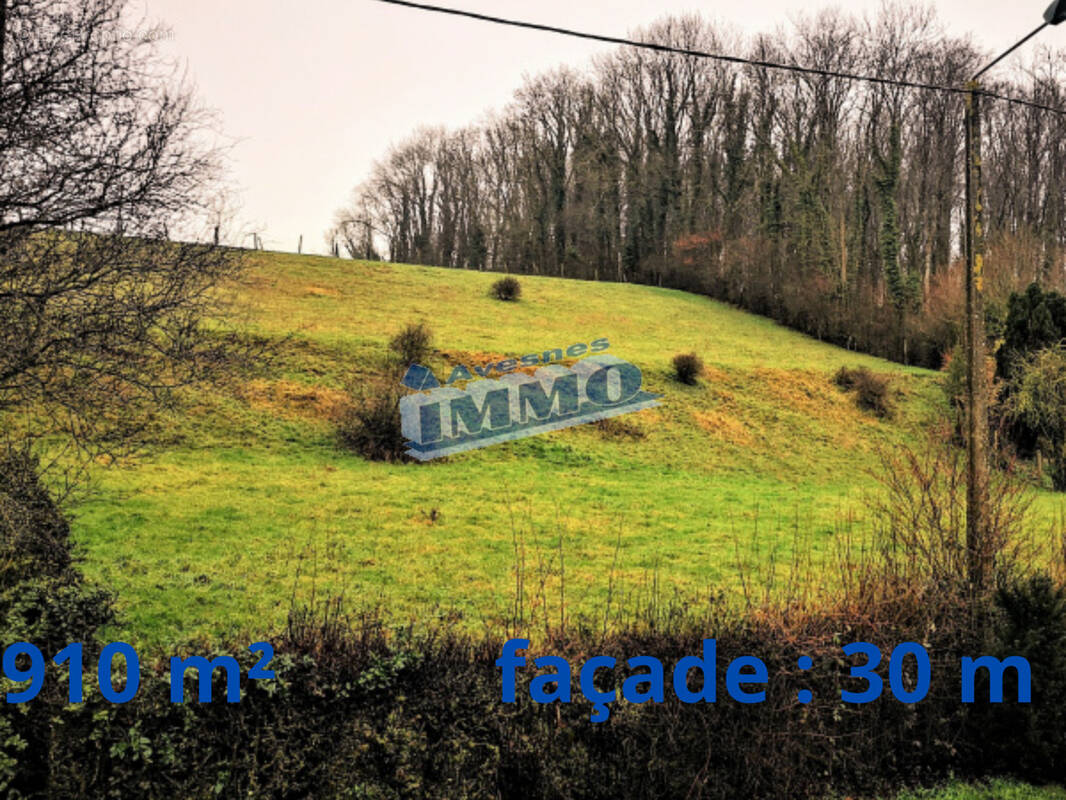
[332,5,1066,368]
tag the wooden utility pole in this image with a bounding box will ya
[958,1,1065,594]
[964,81,990,594]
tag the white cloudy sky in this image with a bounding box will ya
[136,0,1062,254]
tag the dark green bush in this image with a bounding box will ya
[997,283,1066,383]
[0,448,73,581]
[1005,345,1066,490]
[0,448,115,645]
[964,574,1066,780]
[672,352,703,385]
[0,447,115,799]
[490,276,522,302]
[10,575,1066,799]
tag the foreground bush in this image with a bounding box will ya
[490,276,522,301]
[0,447,115,798]
[967,574,1066,781]
[593,415,646,440]
[0,448,116,648]
[0,449,73,582]
[8,576,1063,800]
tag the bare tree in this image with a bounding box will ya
[329,189,382,260]
[0,0,244,459]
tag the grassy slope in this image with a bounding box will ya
[71,253,979,647]
[874,780,1066,799]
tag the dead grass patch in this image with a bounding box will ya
[240,380,350,422]
[754,368,869,422]
[693,409,754,446]
[304,285,341,298]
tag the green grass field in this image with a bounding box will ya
[872,780,1066,799]
[68,253,1061,648]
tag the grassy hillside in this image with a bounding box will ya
[73,253,964,647]
[877,780,1066,799]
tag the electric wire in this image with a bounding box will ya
[373,0,1066,117]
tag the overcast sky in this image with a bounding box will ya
[137,0,1062,254]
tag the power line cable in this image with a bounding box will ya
[975,22,1049,79]
[373,0,1066,117]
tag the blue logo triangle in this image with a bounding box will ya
[401,364,440,391]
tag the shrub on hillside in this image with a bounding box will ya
[855,370,892,417]
[672,352,703,385]
[490,276,522,302]
[593,416,646,440]
[389,322,433,367]
[832,365,863,390]
[833,366,893,418]
[337,384,410,463]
